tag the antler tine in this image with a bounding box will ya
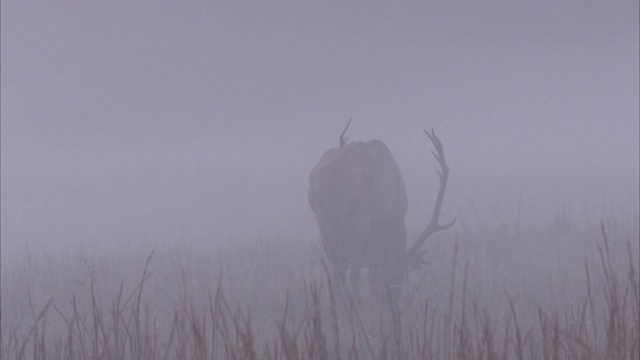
[407,128,457,258]
[339,118,352,148]
[425,128,447,168]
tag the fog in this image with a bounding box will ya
[1,1,638,261]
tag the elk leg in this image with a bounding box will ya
[324,244,349,290]
[346,199,373,295]
[368,218,407,297]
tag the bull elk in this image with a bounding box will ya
[308,120,456,298]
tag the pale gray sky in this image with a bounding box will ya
[1,1,638,256]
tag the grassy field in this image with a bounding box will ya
[1,214,638,359]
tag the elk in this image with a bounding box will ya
[308,120,456,297]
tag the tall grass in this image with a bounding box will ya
[1,222,638,359]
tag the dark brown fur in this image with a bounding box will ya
[309,140,408,292]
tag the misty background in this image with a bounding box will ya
[1,1,638,261]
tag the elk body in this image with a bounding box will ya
[308,120,455,297]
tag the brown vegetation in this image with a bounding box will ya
[1,221,638,359]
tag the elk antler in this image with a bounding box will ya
[406,128,456,268]
[339,118,352,148]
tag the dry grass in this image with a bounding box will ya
[1,220,638,359]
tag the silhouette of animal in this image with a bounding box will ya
[308,120,455,298]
